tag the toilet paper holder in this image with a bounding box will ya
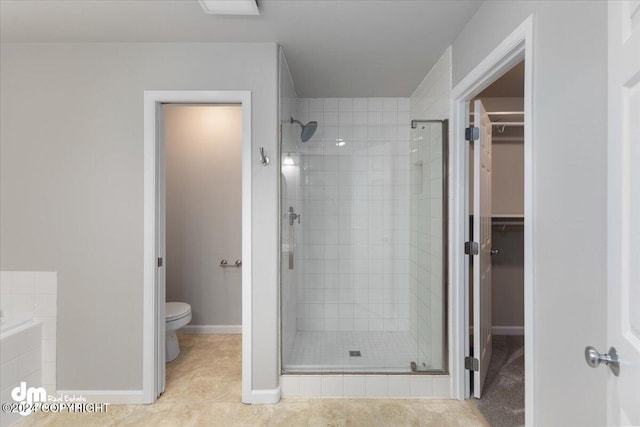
[220,259,242,268]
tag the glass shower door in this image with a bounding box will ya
[280,97,447,374]
[410,120,448,372]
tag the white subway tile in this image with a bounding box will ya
[367,111,382,124]
[410,376,433,397]
[382,111,397,124]
[280,375,300,397]
[353,112,367,125]
[12,294,34,318]
[365,375,387,397]
[382,98,398,111]
[1,358,20,391]
[383,319,398,332]
[339,318,354,331]
[0,333,19,364]
[43,362,56,385]
[367,98,383,111]
[398,98,410,112]
[324,318,339,331]
[309,319,324,331]
[23,370,41,390]
[309,99,324,112]
[19,324,41,353]
[11,272,35,294]
[321,375,343,397]
[324,111,338,125]
[353,319,369,331]
[432,376,450,398]
[324,98,339,111]
[368,319,383,331]
[299,376,322,397]
[297,98,309,113]
[388,375,411,397]
[353,98,368,111]
[338,98,354,112]
[42,340,56,363]
[324,304,339,318]
[0,271,11,294]
[34,294,56,317]
[0,293,12,318]
[344,375,366,397]
[339,111,353,124]
[19,347,41,378]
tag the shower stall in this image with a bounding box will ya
[280,97,447,374]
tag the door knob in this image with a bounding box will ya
[490,248,499,256]
[584,346,620,376]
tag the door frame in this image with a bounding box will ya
[142,90,252,403]
[450,15,534,426]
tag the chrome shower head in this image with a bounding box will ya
[290,117,318,142]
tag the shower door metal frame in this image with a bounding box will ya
[408,118,450,376]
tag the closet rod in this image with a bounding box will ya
[471,121,524,126]
[470,111,524,116]
[493,136,524,141]
[493,220,524,226]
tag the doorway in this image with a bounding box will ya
[450,14,534,427]
[160,103,243,394]
[142,91,253,404]
[468,62,525,426]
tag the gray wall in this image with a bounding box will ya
[164,105,243,327]
[0,43,280,391]
[453,2,608,425]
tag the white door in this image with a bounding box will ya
[607,1,640,424]
[473,99,493,398]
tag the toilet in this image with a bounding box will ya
[165,302,192,362]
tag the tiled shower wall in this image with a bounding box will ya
[293,97,412,332]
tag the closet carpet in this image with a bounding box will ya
[472,335,525,427]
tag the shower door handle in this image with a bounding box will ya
[288,225,295,270]
[288,206,299,270]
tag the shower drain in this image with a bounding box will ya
[349,350,362,357]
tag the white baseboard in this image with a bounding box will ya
[243,386,280,404]
[55,389,146,404]
[492,326,524,335]
[181,325,242,335]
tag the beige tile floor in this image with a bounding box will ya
[18,335,489,426]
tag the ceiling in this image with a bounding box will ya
[0,0,482,97]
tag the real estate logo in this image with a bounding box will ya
[10,382,46,416]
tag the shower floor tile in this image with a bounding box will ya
[285,331,419,373]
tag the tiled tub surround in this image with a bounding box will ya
[0,272,57,394]
[0,320,42,427]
